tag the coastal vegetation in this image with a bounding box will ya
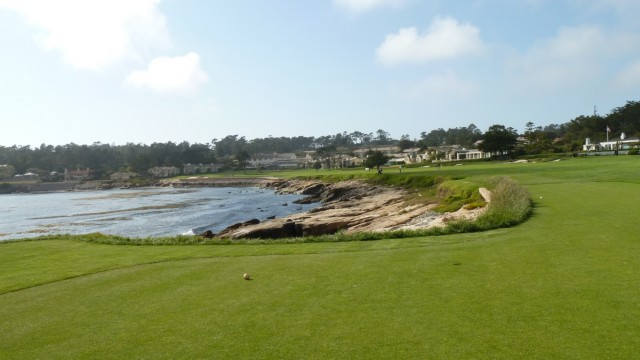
[1,156,639,358]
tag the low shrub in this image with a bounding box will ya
[467,176,532,230]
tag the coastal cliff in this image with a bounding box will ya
[213,179,487,239]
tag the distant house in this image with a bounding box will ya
[183,163,222,175]
[387,157,406,165]
[248,153,299,169]
[421,145,495,162]
[337,155,364,168]
[13,172,38,181]
[402,148,423,164]
[424,146,459,162]
[110,172,139,181]
[46,171,63,181]
[303,151,316,159]
[447,148,490,161]
[64,168,91,182]
[22,172,38,180]
[583,133,640,152]
[148,166,180,178]
[353,146,400,159]
[352,146,406,166]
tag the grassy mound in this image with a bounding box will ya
[444,176,532,234]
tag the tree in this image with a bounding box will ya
[419,128,446,147]
[349,131,365,145]
[607,100,640,137]
[332,132,353,148]
[313,160,322,172]
[374,129,392,145]
[418,124,481,148]
[0,164,15,178]
[524,121,536,142]
[315,146,336,169]
[235,150,251,172]
[361,132,373,146]
[478,125,518,157]
[363,150,389,170]
[214,135,247,158]
[398,134,415,150]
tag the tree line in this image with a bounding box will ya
[1,100,638,176]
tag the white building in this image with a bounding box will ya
[64,168,91,182]
[148,166,180,178]
[402,148,423,164]
[353,146,401,159]
[447,148,491,161]
[583,133,640,152]
[183,163,222,174]
[248,153,299,169]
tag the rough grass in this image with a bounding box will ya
[443,176,532,234]
[479,176,532,226]
[433,179,484,212]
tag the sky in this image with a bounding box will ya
[1,0,639,147]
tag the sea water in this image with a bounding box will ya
[0,187,318,240]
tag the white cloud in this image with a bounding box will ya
[333,0,405,13]
[124,52,209,93]
[510,25,638,89]
[376,17,484,66]
[614,59,640,88]
[0,0,168,70]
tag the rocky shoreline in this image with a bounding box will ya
[158,177,276,188]
[208,179,489,239]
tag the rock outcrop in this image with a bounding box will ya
[212,179,489,240]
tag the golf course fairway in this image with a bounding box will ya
[1,156,639,359]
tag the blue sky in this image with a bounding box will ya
[1,0,639,146]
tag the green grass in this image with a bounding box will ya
[1,156,640,359]
[433,178,484,212]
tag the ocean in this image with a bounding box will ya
[0,187,318,241]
